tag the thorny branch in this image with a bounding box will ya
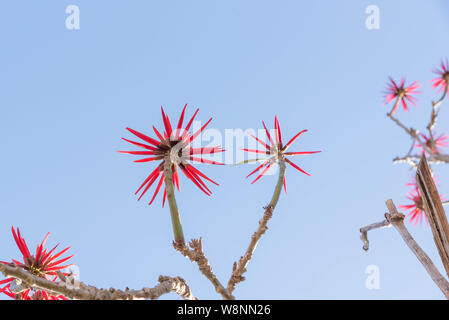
[0,262,196,300]
[227,205,274,293]
[227,161,286,294]
[173,238,235,300]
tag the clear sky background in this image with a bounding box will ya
[1,0,449,300]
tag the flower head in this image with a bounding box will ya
[242,116,320,191]
[0,227,73,300]
[415,132,449,155]
[120,105,224,206]
[399,181,445,225]
[383,77,421,115]
[431,58,449,93]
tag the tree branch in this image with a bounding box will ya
[359,219,391,251]
[173,238,234,300]
[0,263,196,300]
[384,199,449,299]
[227,161,286,294]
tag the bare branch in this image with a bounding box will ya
[174,238,234,300]
[427,86,448,134]
[227,204,274,293]
[393,154,449,166]
[359,219,391,251]
[0,263,196,300]
[384,199,449,299]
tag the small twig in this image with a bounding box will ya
[393,154,449,166]
[387,113,434,157]
[174,238,234,300]
[0,263,196,300]
[428,86,448,134]
[384,199,449,299]
[359,219,391,251]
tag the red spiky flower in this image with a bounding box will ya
[383,77,421,115]
[399,181,445,225]
[431,58,449,93]
[0,227,73,300]
[242,116,320,191]
[415,132,449,155]
[119,104,224,206]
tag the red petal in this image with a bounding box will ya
[180,166,211,196]
[121,138,157,151]
[0,278,13,285]
[251,162,273,184]
[283,130,308,150]
[283,177,287,194]
[185,108,199,131]
[46,246,71,265]
[241,148,270,155]
[189,147,224,155]
[47,255,74,268]
[248,133,270,150]
[262,121,275,147]
[135,167,161,195]
[185,166,212,194]
[189,156,224,165]
[160,106,173,138]
[133,156,163,163]
[188,165,219,186]
[284,151,321,156]
[175,104,187,138]
[126,128,160,146]
[285,158,310,176]
[190,118,212,143]
[117,151,156,155]
[246,161,269,178]
[274,116,282,146]
[137,171,160,200]
[153,126,164,141]
[148,173,165,205]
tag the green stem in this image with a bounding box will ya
[269,160,286,208]
[164,165,185,243]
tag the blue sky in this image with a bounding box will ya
[1,0,449,299]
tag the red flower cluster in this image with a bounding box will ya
[399,181,445,225]
[416,132,449,155]
[383,77,421,115]
[119,105,224,206]
[0,227,72,300]
[431,58,449,93]
[243,116,321,191]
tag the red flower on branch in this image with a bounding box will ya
[383,77,421,115]
[399,181,445,225]
[431,58,449,93]
[242,116,320,191]
[0,227,73,300]
[119,104,224,206]
[415,132,449,155]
